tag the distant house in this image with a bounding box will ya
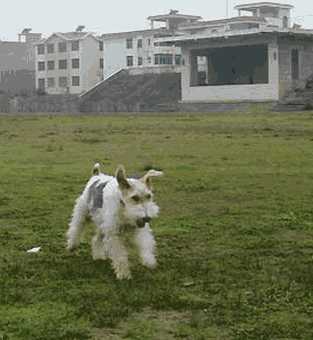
[35,31,103,94]
[0,30,41,94]
[101,11,201,79]
[157,2,313,103]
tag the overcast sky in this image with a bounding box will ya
[1,0,313,41]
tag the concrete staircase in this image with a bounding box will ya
[79,69,181,113]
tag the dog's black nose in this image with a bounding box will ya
[143,217,151,224]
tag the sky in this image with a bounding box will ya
[1,0,313,41]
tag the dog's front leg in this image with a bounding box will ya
[134,224,157,269]
[92,230,108,260]
[107,232,131,280]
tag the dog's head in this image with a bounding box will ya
[116,165,163,228]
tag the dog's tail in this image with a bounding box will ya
[92,163,101,176]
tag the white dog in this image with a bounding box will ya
[66,163,163,280]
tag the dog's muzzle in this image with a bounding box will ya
[136,217,151,228]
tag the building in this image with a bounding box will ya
[101,10,201,79]
[157,2,313,103]
[35,31,103,94]
[0,29,41,94]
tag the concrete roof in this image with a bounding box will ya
[101,28,170,40]
[156,28,313,45]
[234,2,294,10]
[180,16,266,29]
[148,11,202,22]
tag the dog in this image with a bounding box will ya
[66,163,163,280]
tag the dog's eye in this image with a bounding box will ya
[145,194,152,200]
[131,195,140,203]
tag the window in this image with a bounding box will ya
[127,56,134,67]
[47,60,55,70]
[72,58,80,69]
[291,49,299,80]
[147,38,151,46]
[137,39,143,48]
[71,40,79,51]
[58,42,67,52]
[47,77,55,88]
[47,44,54,53]
[147,56,152,64]
[283,16,289,29]
[38,61,45,71]
[37,44,45,55]
[154,54,173,65]
[138,57,143,66]
[59,59,67,70]
[72,76,80,86]
[126,38,133,49]
[38,78,45,90]
[58,77,68,88]
[175,55,182,65]
[100,58,104,69]
[99,41,104,51]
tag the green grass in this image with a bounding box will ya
[1,111,313,339]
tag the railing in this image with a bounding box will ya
[79,68,124,99]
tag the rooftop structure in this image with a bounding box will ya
[234,2,294,11]
[148,10,202,30]
[235,2,294,28]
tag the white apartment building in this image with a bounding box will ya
[35,32,103,94]
[101,10,201,79]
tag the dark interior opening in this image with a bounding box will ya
[190,44,269,86]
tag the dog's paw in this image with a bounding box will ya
[143,258,157,269]
[114,264,132,280]
[92,251,107,261]
[67,241,79,252]
[116,270,132,280]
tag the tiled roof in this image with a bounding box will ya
[36,31,100,44]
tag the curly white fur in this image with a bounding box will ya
[66,164,163,280]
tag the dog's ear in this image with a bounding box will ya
[92,163,101,176]
[141,169,163,189]
[116,165,131,190]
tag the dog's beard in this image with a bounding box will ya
[119,201,160,229]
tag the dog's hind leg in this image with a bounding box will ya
[134,224,157,269]
[66,195,89,250]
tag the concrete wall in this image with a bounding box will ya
[0,70,35,95]
[0,41,35,72]
[81,36,103,93]
[7,95,79,113]
[0,41,36,94]
[278,37,313,98]
[180,36,279,102]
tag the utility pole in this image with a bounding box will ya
[226,0,230,18]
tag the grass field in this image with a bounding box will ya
[1,111,313,339]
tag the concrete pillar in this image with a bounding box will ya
[268,43,279,100]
